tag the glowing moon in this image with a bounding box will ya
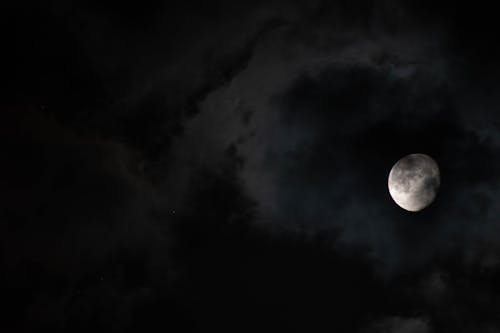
[388,154,440,212]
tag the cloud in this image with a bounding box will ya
[365,316,431,333]
[6,1,500,331]
[186,3,500,276]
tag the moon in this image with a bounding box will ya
[388,153,440,212]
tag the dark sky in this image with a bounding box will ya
[3,1,500,332]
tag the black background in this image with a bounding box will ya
[3,1,500,332]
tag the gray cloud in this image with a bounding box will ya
[6,1,500,331]
[365,316,431,333]
[183,2,500,278]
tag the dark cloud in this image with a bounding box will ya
[364,316,431,333]
[4,0,500,332]
[246,62,500,273]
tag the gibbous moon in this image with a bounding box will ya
[388,153,440,212]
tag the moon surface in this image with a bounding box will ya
[388,153,440,212]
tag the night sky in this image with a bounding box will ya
[3,1,500,332]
